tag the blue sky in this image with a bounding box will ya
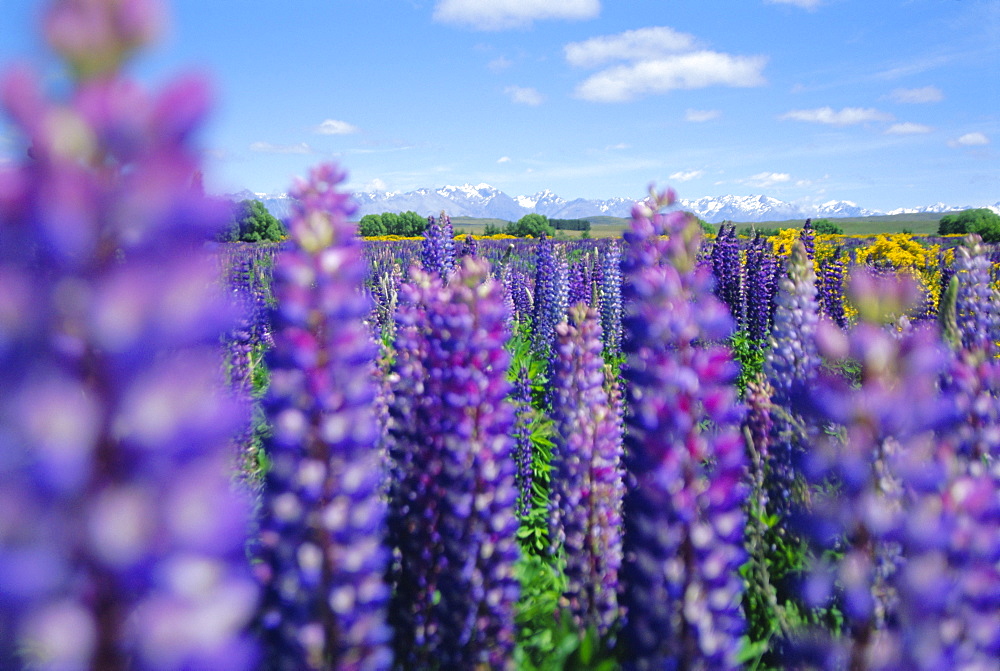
[0,0,997,210]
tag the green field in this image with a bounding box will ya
[449,212,955,238]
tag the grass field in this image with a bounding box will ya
[449,211,953,238]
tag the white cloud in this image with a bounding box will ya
[765,0,822,9]
[885,122,932,135]
[564,26,698,68]
[497,156,512,163]
[949,132,990,147]
[779,106,894,125]
[685,108,721,122]
[505,85,544,105]
[433,0,599,30]
[575,51,767,102]
[669,170,704,182]
[605,142,631,150]
[488,56,513,72]
[315,119,360,135]
[744,172,792,187]
[888,86,943,104]
[249,141,313,154]
[364,178,388,192]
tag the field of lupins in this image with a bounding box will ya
[1,1,998,670]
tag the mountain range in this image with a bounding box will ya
[228,184,1000,225]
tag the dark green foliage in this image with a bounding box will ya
[357,214,387,236]
[484,222,505,236]
[550,218,592,232]
[730,330,767,397]
[811,218,843,235]
[220,199,287,242]
[507,213,556,238]
[357,211,428,236]
[938,208,1000,241]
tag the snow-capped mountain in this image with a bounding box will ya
[228,184,998,225]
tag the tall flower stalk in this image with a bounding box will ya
[420,212,455,278]
[255,165,392,670]
[549,304,624,636]
[598,240,623,360]
[0,1,257,668]
[619,189,747,670]
[386,258,520,670]
[531,234,568,364]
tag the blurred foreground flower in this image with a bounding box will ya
[0,0,257,668]
[619,189,747,670]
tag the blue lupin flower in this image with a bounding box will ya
[256,164,392,671]
[386,258,520,670]
[550,304,624,635]
[598,241,623,359]
[420,211,456,278]
[744,232,778,343]
[531,234,568,362]
[619,189,748,670]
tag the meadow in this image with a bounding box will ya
[2,1,998,670]
[450,211,952,239]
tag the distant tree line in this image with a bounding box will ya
[938,208,1000,242]
[357,211,428,237]
[550,218,591,231]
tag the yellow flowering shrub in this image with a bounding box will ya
[768,228,800,257]
[854,233,942,314]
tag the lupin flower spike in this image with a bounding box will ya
[549,304,624,635]
[619,189,747,670]
[255,164,392,670]
[386,258,520,670]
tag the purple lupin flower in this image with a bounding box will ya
[598,240,623,359]
[549,304,624,635]
[801,218,816,262]
[790,271,965,670]
[952,234,1000,356]
[254,164,391,671]
[0,1,257,668]
[567,257,591,307]
[458,233,478,259]
[817,245,848,329]
[420,211,456,278]
[765,241,821,407]
[509,269,534,326]
[763,241,821,516]
[511,360,536,518]
[744,232,778,342]
[386,258,520,670]
[531,234,568,362]
[619,189,748,670]
[711,222,745,325]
